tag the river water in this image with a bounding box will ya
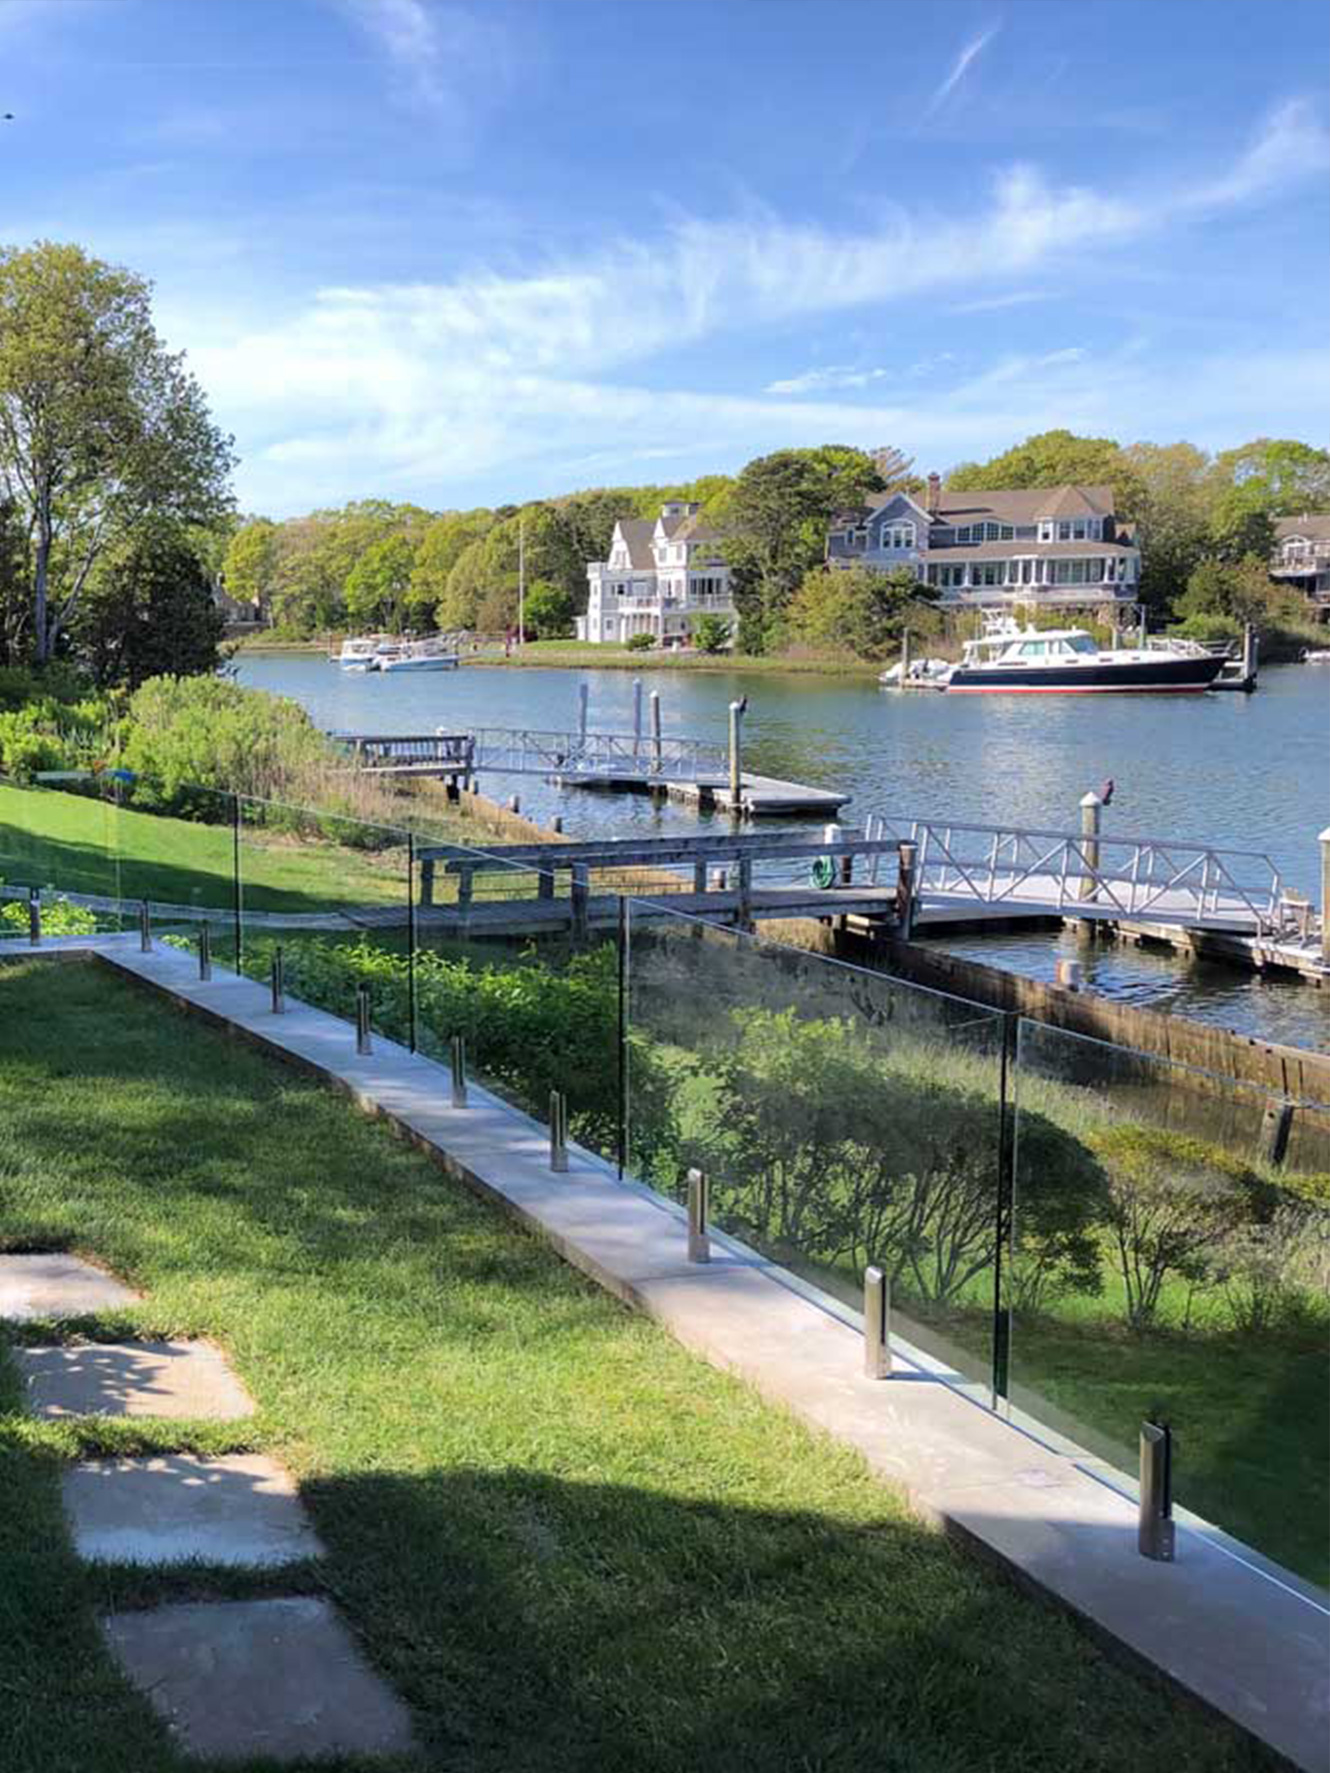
[236,652,1330,1051]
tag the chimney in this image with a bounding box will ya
[926,472,941,516]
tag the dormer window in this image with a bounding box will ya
[1038,522,1054,542]
[883,521,916,550]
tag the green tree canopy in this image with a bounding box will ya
[222,518,280,616]
[76,524,227,688]
[723,446,884,650]
[947,429,1146,524]
[788,564,938,660]
[1173,553,1298,627]
[1214,438,1330,516]
[520,579,574,639]
[0,241,235,662]
[345,530,422,631]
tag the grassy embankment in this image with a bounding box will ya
[0,957,1280,1773]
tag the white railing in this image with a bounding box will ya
[468,725,729,781]
[865,815,1285,934]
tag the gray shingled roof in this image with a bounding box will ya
[1275,514,1330,542]
[922,539,1137,563]
[854,484,1118,526]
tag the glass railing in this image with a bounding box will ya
[1011,1019,1330,1587]
[3,772,1326,1587]
[623,899,1010,1404]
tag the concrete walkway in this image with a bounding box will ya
[7,932,1330,1771]
[0,1241,413,1762]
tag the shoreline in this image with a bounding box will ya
[228,637,887,679]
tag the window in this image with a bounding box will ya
[1071,519,1088,540]
[1019,641,1047,657]
[1057,521,1072,541]
[955,525,973,543]
[1038,522,1054,542]
[882,520,916,549]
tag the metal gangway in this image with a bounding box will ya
[861,813,1287,935]
[468,725,730,783]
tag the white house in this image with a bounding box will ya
[577,502,734,646]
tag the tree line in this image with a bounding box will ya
[227,431,1330,660]
[3,238,1327,688]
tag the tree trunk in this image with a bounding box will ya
[33,520,51,665]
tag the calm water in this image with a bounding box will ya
[237,653,1330,1050]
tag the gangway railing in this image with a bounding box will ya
[864,814,1284,934]
[466,726,730,782]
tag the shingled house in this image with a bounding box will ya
[1271,514,1330,617]
[577,502,734,646]
[826,473,1141,612]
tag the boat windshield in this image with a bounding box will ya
[1066,634,1098,655]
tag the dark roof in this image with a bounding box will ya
[613,518,657,570]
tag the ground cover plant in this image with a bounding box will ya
[0,957,1284,1773]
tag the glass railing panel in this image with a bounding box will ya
[1011,1017,1330,1588]
[0,774,130,940]
[625,899,1008,1402]
[234,794,412,1041]
[411,835,621,1166]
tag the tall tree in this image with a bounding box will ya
[723,447,884,650]
[946,429,1146,523]
[76,524,227,688]
[223,518,280,618]
[0,241,234,662]
[1123,442,1214,615]
[1213,438,1330,516]
[345,530,421,631]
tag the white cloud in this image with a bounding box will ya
[333,0,512,110]
[765,365,889,395]
[926,25,1000,118]
[947,290,1055,315]
[172,99,1327,510]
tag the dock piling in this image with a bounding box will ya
[1321,828,1330,963]
[650,690,663,774]
[728,699,744,810]
[1078,792,1103,902]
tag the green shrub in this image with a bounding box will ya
[624,631,657,651]
[691,614,732,654]
[0,893,99,938]
[120,675,333,816]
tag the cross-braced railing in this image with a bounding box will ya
[865,815,1285,933]
[468,726,730,781]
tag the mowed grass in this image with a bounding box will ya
[0,961,1279,1773]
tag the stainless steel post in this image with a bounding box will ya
[198,921,212,981]
[650,689,662,774]
[138,901,152,952]
[355,984,372,1055]
[27,887,40,946]
[686,1167,710,1263]
[864,1264,892,1378]
[450,1034,467,1108]
[549,1090,568,1172]
[270,946,285,1014]
[1138,1421,1175,1561]
[895,840,917,940]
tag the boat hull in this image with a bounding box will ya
[947,656,1224,694]
[375,656,459,673]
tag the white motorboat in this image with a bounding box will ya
[335,635,383,671]
[1303,648,1330,664]
[946,620,1224,694]
[374,636,460,673]
[879,657,951,689]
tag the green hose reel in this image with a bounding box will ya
[810,855,837,890]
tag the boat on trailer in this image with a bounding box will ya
[946,621,1225,694]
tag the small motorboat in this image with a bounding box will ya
[946,621,1225,694]
[335,635,382,671]
[879,657,951,690]
[375,636,460,673]
[1303,647,1330,664]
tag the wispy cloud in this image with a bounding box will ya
[765,365,889,395]
[333,0,513,111]
[947,290,1054,315]
[926,25,1000,118]
[173,100,1327,509]
[1190,97,1330,205]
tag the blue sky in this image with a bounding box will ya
[3,0,1328,515]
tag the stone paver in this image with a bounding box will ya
[102,1597,414,1761]
[15,1340,255,1420]
[0,1252,137,1321]
[63,1454,324,1566]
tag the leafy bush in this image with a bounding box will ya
[0,695,116,780]
[624,631,656,651]
[120,675,332,816]
[0,893,99,938]
[691,614,732,654]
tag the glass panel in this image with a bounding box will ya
[1012,1018,1330,1587]
[236,795,412,1043]
[0,773,127,941]
[410,835,621,1167]
[625,901,1008,1403]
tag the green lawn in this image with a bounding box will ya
[0,782,411,916]
[0,957,1276,1773]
